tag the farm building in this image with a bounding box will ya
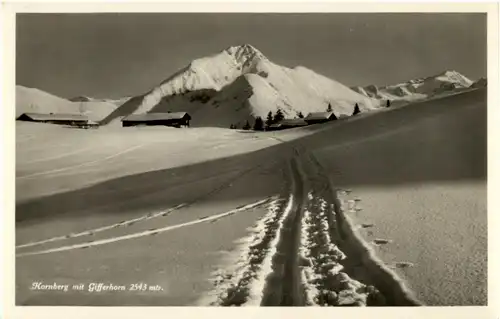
[122,112,191,128]
[267,118,308,131]
[304,111,338,124]
[16,113,90,126]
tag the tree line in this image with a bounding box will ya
[230,108,285,131]
[229,100,391,130]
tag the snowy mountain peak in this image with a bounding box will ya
[142,44,275,109]
[433,70,473,88]
[124,44,377,126]
[225,44,266,61]
[354,70,474,102]
[443,70,458,76]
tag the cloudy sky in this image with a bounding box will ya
[16,13,486,99]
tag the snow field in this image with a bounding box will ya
[17,198,272,258]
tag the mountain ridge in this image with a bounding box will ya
[112,44,379,127]
[351,70,475,102]
[17,44,481,127]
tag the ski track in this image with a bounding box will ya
[198,160,295,306]
[297,152,385,306]
[16,198,271,258]
[17,160,268,250]
[203,144,418,307]
[196,195,288,306]
[19,144,101,165]
[16,143,147,180]
[242,192,295,306]
[257,153,307,306]
[308,151,422,306]
[16,135,37,143]
[16,203,188,250]
[208,148,313,306]
[299,190,384,306]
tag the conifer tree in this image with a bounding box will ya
[253,116,264,131]
[352,103,361,116]
[266,111,274,127]
[274,108,285,123]
[243,120,251,130]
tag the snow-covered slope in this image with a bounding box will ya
[16,86,119,122]
[69,95,132,106]
[110,44,379,128]
[352,70,474,102]
[69,96,94,102]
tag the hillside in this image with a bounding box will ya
[351,70,474,102]
[69,95,132,106]
[16,86,119,122]
[471,77,487,88]
[101,44,380,127]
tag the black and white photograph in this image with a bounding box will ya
[3,4,496,313]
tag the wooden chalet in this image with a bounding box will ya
[122,112,191,128]
[304,111,338,124]
[16,113,90,126]
[267,118,308,131]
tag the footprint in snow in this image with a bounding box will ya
[373,238,392,245]
[394,262,414,269]
[346,200,356,210]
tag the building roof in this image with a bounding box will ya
[122,112,190,122]
[17,113,89,122]
[270,118,308,127]
[304,111,336,121]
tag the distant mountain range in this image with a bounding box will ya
[68,95,132,106]
[16,44,485,127]
[350,70,480,102]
